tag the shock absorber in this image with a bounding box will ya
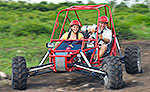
[77,54,81,62]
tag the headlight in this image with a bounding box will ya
[46,42,55,48]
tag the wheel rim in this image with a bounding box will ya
[11,71,14,88]
[137,60,141,73]
[104,75,109,87]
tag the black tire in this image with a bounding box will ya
[12,56,28,90]
[102,56,123,89]
[124,46,142,74]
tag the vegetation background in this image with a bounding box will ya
[0,0,149,75]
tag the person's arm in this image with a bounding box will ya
[99,34,110,44]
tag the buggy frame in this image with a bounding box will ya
[27,4,123,76]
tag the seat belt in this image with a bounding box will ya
[98,29,104,43]
[67,30,79,39]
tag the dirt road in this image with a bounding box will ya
[0,40,150,92]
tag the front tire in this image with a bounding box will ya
[12,56,28,90]
[102,56,124,89]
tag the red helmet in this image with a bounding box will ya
[70,20,81,27]
[99,16,109,23]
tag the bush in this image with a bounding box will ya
[115,22,137,40]
[9,20,52,36]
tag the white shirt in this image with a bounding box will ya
[89,27,112,46]
[98,27,112,45]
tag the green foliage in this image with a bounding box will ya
[9,19,51,36]
[130,4,149,14]
[115,21,137,40]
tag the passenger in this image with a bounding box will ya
[61,20,84,40]
[55,20,84,47]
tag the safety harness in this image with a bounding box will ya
[67,29,79,39]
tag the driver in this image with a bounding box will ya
[89,16,112,58]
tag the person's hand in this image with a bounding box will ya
[88,29,92,34]
[91,28,95,33]
[89,28,95,33]
[88,29,92,32]
[99,34,103,40]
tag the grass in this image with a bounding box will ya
[0,34,50,75]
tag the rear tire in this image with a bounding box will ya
[12,56,28,90]
[124,46,142,74]
[102,56,123,89]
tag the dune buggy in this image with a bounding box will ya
[12,4,142,90]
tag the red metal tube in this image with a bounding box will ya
[106,5,117,55]
[74,10,82,27]
[59,11,69,39]
[90,49,96,63]
[67,16,71,22]
[50,9,67,42]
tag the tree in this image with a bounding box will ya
[40,1,48,5]
[108,0,117,12]
[76,1,83,4]
[116,2,129,10]
[87,0,96,4]
[131,4,148,14]
[144,0,150,17]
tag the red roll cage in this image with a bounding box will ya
[49,4,117,70]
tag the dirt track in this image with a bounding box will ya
[0,40,150,92]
